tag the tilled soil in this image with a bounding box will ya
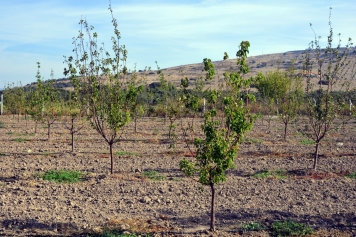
[0,116,355,236]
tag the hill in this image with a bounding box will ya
[21,49,355,91]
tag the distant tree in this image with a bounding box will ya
[37,66,62,141]
[125,69,145,133]
[3,82,25,120]
[278,64,304,141]
[26,79,44,134]
[61,77,86,152]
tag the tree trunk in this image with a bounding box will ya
[47,123,51,141]
[313,142,319,170]
[209,182,216,231]
[71,118,75,152]
[110,143,114,174]
[71,131,74,152]
[284,122,288,141]
[134,117,137,133]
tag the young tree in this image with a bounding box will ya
[180,41,257,231]
[125,69,145,133]
[61,78,86,152]
[255,69,291,131]
[3,82,26,120]
[302,8,355,170]
[37,66,62,141]
[25,81,44,134]
[63,3,139,174]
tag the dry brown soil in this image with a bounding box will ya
[0,115,355,236]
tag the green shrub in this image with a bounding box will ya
[40,170,84,183]
[252,169,287,179]
[271,220,313,236]
[143,171,165,181]
[13,137,26,142]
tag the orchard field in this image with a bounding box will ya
[0,115,355,236]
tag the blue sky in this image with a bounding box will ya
[1,0,355,87]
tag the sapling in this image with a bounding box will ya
[301,8,355,170]
[255,69,291,131]
[36,66,62,141]
[61,83,86,152]
[180,41,257,231]
[63,2,139,174]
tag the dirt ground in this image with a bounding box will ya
[0,115,355,236]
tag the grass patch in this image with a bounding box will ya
[0,153,6,156]
[116,151,138,157]
[300,139,315,145]
[243,137,263,144]
[241,221,267,232]
[0,120,5,128]
[13,137,26,142]
[143,171,165,181]
[40,170,84,183]
[252,169,288,179]
[345,171,356,179]
[271,220,313,237]
[6,131,13,135]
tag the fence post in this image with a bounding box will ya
[0,94,3,115]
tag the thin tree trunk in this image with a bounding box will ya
[110,143,114,174]
[210,182,216,231]
[71,118,75,152]
[313,142,319,170]
[71,131,74,152]
[134,117,137,133]
[284,122,288,141]
[47,123,51,141]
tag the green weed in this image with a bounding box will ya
[0,153,6,156]
[241,221,267,232]
[300,139,315,145]
[13,137,26,142]
[143,171,165,181]
[6,131,13,135]
[271,220,313,237]
[40,170,84,183]
[346,172,356,179]
[0,120,5,128]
